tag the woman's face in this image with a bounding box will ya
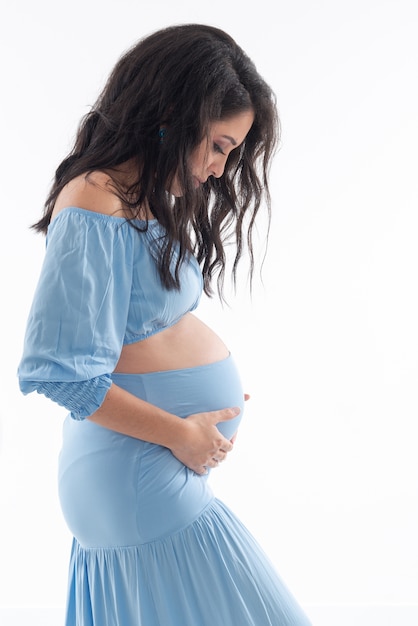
[171,109,254,196]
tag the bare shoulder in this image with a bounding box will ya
[51,172,124,221]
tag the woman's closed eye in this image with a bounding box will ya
[213,143,226,155]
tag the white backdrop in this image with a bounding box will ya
[1,1,417,625]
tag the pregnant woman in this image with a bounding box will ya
[18,24,311,626]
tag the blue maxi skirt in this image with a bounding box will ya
[58,355,311,625]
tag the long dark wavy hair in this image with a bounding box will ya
[33,23,280,297]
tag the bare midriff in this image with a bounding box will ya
[114,312,229,374]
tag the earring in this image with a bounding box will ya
[158,127,166,143]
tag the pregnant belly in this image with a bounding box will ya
[115,312,230,374]
[58,355,244,547]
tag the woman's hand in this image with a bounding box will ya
[170,394,250,474]
[170,406,240,475]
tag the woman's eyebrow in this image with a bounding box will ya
[221,135,237,146]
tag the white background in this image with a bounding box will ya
[1,1,417,624]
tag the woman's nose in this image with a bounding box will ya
[209,157,227,179]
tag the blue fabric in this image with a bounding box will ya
[34,376,113,421]
[19,207,311,624]
[59,357,311,625]
[17,207,203,418]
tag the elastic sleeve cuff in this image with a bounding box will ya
[34,375,113,420]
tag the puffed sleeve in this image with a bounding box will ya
[17,208,135,420]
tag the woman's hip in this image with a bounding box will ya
[58,355,244,547]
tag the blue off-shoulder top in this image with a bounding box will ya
[18,207,203,419]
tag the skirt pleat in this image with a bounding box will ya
[66,499,310,626]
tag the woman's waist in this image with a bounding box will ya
[112,354,244,439]
[60,356,244,466]
[112,354,244,413]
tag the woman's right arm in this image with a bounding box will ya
[88,382,239,474]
